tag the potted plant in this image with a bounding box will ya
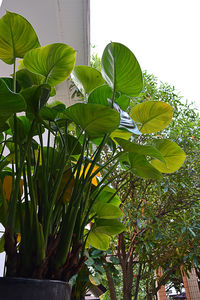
[0,11,186,299]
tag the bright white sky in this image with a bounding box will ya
[91,0,200,110]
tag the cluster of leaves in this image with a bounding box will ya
[0,12,187,287]
[71,58,199,298]
[103,73,200,299]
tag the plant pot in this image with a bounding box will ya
[0,277,71,300]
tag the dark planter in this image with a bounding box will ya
[0,277,71,300]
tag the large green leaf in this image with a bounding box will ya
[115,95,130,111]
[94,186,121,207]
[72,65,105,94]
[20,84,50,116]
[16,68,45,90]
[101,42,143,96]
[88,85,112,106]
[64,103,120,137]
[110,129,132,141]
[94,202,124,219]
[0,11,40,64]
[23,43,76,87]
[129,153,163,179]
[87,231,111,250]
[0,79,26,113]
[0,79,26,128]
[94,219,126,235]
[130,101,173,133]
[115,138,165,163]
[151,139,186,173]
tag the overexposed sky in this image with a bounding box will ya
[91,0,200,109]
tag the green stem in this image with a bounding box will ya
[8,120,36,235]
[13,58,16,93]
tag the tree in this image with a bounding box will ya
[98,72,200,300]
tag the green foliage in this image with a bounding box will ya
[0,12,186,285]
[101,42,143,97]
[72,65,105,94]
[0,11,40,64]
[24,43,76,87]
[90,52,199,298]
[130,100,173,133]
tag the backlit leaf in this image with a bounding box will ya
[72,65,105,94]
[24,43,76,87]
[131,101,173,133]
[87,231,110,250]
[65,103,120,137]
[101,42,143,96]
[151,139,186,173]
[0,11,40,64]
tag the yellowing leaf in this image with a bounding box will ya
[151,139,186,173]
[87,231,111,250]
[58,169,75,203]
[3,176,23,200]
[89,275,101,286]
[131,101,173,133]
[16,233,21,243]
[75,163,101,186]
[3,176,12,200]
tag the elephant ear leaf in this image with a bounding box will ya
[101,42,143,97]
[23,43,76,87]
[131,101,173,133]
[0,11,40,64]
[72,65,105,95]
[87,231,111,251]
[129,153,163,180]
[0,79,26,129]
[65,103,120,138]
[151,139,186,173]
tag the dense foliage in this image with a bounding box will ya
[86,72,200,300]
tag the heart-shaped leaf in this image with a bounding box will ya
[0,79,26,128]
[87,231,110,250]
[94,186,121,207]
[0,79,26,113]
[24,43,76,87]
[110,129,132,141]
[16,68,45,90]
[94,219,126,235]
[101,42,143,96]
[94,202,124,219]
[72,65,105,94]
[115,138,165,163]
[131,101,173,133]
[115,95,130,111]
[129,153,162,179]
[64,103,120,137]
[0,11,40,64]
[20,84,50,116]
[151,139,186,173]
[88,85,112,106]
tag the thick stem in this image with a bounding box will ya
[117,233,134,300]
